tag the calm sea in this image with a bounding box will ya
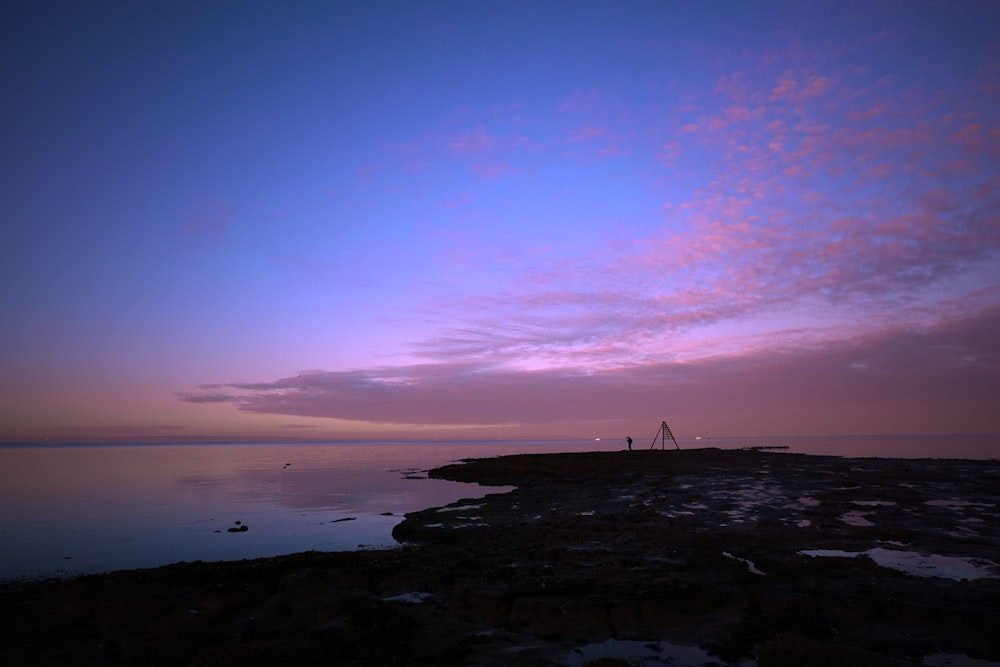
[1,434,996,581]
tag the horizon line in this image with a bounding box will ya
[2,432,998,447]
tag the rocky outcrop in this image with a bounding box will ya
[2,448,998,666]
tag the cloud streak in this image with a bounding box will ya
[180,303,1000,435]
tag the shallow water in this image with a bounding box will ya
[0,441,546,580]
[799,547,997,581]
[566,637,757,667]
[0,434,996,580]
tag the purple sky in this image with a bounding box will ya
[2,1,998,442]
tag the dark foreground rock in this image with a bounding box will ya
[2,448,998,666]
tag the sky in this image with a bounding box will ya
[1,1,998,443]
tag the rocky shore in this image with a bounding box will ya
[2,448,998,666]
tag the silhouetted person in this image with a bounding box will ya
[626,435,633,451]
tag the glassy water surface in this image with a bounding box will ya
[0,440,574,580]
[0,435,995,580]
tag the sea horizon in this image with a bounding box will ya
[2,432,998,459]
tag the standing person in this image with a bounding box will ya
[626,435,633,451]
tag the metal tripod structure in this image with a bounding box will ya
[650,420,680,450]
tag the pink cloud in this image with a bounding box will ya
[846,104,893,122]
[862,162,896,179]
[770,72,835,104]
[653,71,998,310]
[799,191,823,204]
[658,140,681,165]
[802,75,834,98]
[770,76,798,102]
[939,159,978,176]
[706,117,727,133]
[950,122,1000,158]
[722,105,765,123]
[791,120,830,134]
[180,305,1000,436]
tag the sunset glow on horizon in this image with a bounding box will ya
[2,2,998,443]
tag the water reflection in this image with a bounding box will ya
[1,435,994,581]
[0,442,531,580]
